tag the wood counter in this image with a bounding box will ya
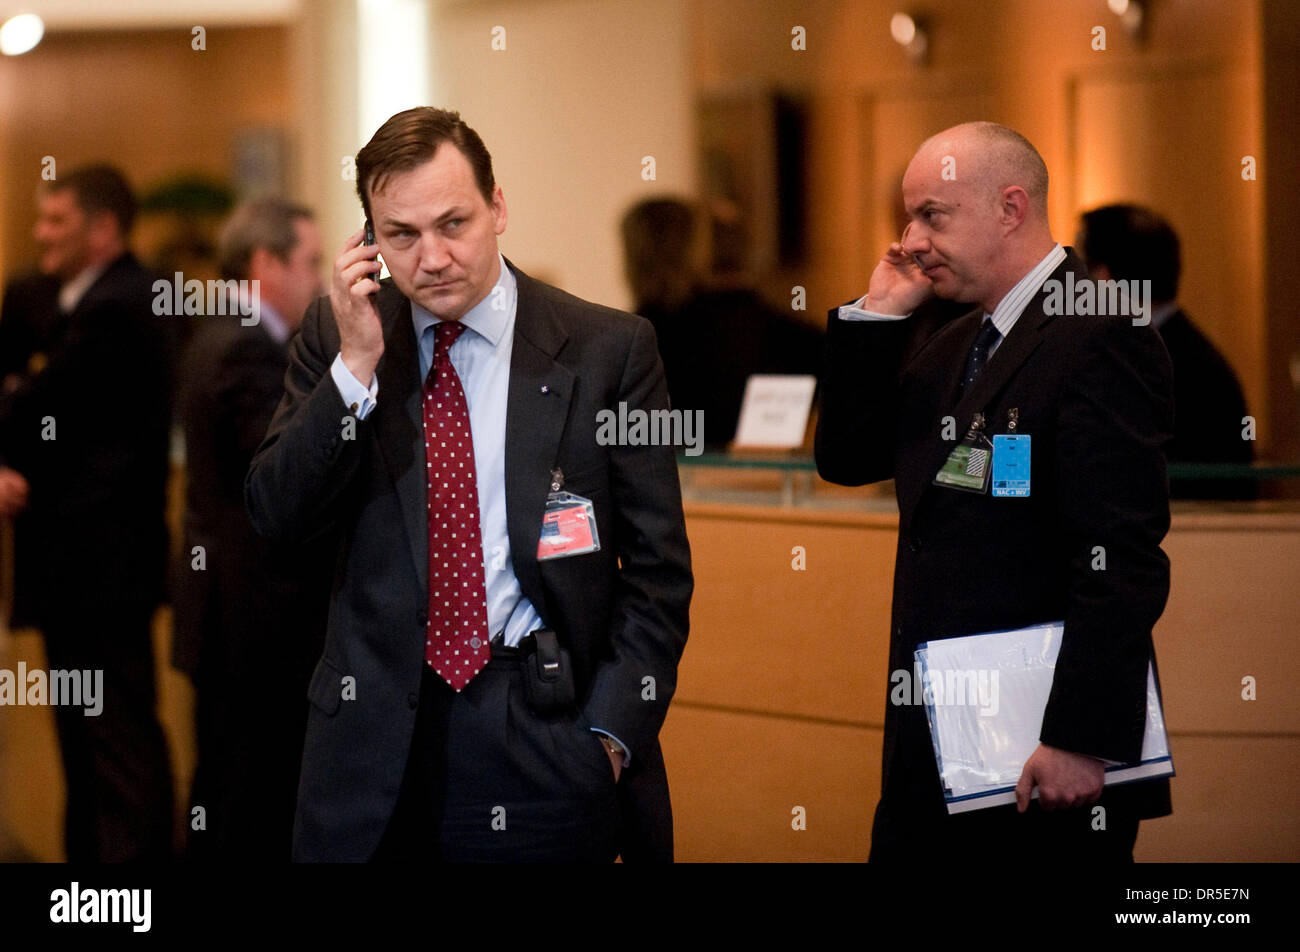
[663,500,1300,861]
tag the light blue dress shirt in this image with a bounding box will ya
[410,259,546,649]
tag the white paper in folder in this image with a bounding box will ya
[914,621,1174,814]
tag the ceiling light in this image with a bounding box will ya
[890,11,929,65]
[0,13,44,56]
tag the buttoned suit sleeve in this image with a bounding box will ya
[580,318,693,761]
[245,297,367,543]
[815,307,913,486]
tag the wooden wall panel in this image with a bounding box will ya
[675,506,894,723]
[662,706,879,862]
[1068,66,1264,437]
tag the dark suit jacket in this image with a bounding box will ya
[1159,309,1254,500]
[0,253,171,625]
[174,316,331,683]
[0,271,61,385]
[816,249,1174,832]
[174,315,332,857]
[246,261,693,862]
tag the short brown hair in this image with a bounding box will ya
[354,107,495,222]
[46,164,137,235]
[218,197,314,281]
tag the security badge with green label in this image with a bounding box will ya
[933,408,1031,497]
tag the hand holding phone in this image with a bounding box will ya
[364,220,381,290]
[330,224,386,386]
[863,238,934,316]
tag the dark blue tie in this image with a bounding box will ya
[961,319,1002,394]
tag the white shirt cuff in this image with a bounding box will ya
[837,295,913,322]
[329,352,379,420]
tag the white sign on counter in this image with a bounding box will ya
[732,374,817,449]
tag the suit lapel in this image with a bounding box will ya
[70,253,132,317]
[370,286,429,594]
[946,307,1047,433]
[504,264,574,615]
[895,312,981,522]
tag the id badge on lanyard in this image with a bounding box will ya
[537,468,601,561]
[934,412,994,494]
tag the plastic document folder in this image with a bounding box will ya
[914,621,1174,814]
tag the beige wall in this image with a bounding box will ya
[288,0,359,279]
[430,0,696,311]
[289,0,695,314]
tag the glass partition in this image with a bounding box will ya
[677,454,1300,511]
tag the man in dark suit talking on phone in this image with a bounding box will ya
[246,107,692,862]
[816,122,1174,861]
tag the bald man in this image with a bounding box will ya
[816,122,1174,861]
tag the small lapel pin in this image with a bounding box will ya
[539,384,550,394]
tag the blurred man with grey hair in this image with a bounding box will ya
[173,197,332,860]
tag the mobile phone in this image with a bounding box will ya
[364,220,380,291]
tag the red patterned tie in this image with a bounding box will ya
[423,321,490,691]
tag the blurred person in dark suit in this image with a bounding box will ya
[621,198,823,450]
[1077,204,1254,500]
[0,272,61,396]
[0,164,174,862]
[173,197,332,859]
[0,263,61,865]
[0,271,61,630]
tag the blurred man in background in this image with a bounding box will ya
[622,197,822,450]
[1077,204,1254,500]
[0,164,174,862]
[0,272,61,399]
[173,197,332,860]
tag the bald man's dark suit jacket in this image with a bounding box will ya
[816,249,1174,856]
[246,261,693,862]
